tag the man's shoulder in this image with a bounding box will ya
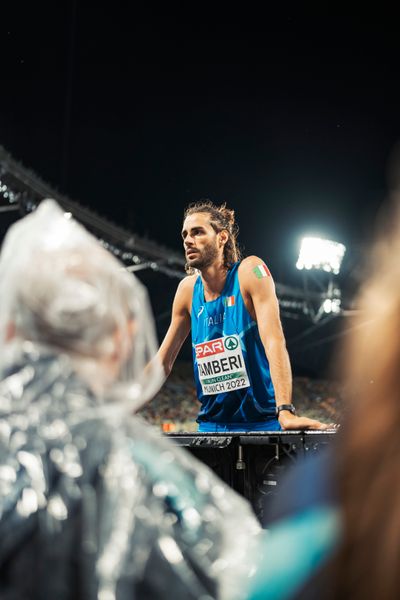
[238,255,265,268]
[177,274,198,293]
[237,257,275,300]
[238,256,272,279]
[174,275,198,310]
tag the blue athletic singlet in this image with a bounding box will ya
[191,262,280,430]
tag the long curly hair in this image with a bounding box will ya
[183,200,242,274]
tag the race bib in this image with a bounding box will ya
[195,334,250,395]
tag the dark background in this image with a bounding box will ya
[1,8,399,376]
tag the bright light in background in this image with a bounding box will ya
[296,237,346,275]
[322,298,341,314]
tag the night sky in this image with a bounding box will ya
[1,9,399,375]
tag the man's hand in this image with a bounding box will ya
[278,410,336,431]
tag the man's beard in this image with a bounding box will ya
[185,241,219,271]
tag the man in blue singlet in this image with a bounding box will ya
[158,200,331,432]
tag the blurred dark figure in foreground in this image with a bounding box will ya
[247,199,400,600]
[0,200,260,600]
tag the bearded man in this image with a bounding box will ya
[158,200,330,432]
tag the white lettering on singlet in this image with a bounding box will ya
[204,312,225,327]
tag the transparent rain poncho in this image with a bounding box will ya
[0,199,163,409]
[0,200,261,600]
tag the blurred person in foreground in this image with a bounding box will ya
[0,200,261,600]
[246,198,400,600]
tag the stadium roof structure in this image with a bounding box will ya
[0,144,186,279]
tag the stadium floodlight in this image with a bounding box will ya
[296,237,346,275]
[322,298,341,314]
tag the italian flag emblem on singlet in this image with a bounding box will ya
[224,296,235,307]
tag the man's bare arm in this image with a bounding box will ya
[157,276,194,376]
[239,256,333,430]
